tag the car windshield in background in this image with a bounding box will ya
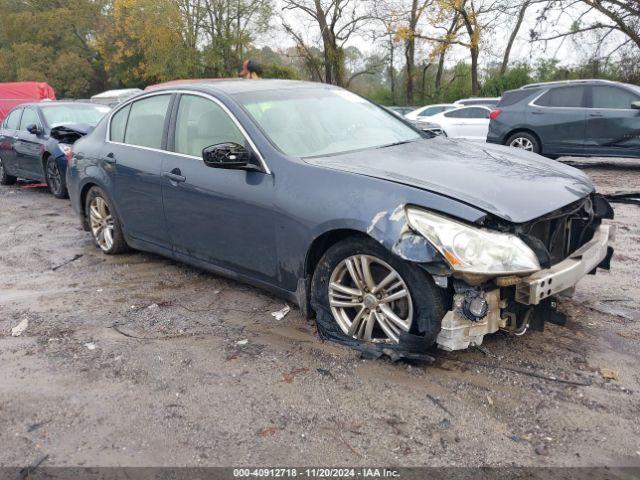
[236,88,421,157]
[40,104,111,128]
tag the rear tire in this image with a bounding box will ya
[311,236,446,348]
[45,156,68,199]
[0,156,17,185]
[85,186,129,254]
[505,132,540,154]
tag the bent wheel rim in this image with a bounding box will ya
[47,159,61,194]
[509,137,534,151]
[89,196,114,251]
[328,254,413,343]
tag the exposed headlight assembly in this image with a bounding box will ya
[406,206,541,275]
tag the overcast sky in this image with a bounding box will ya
[264,2,623,70]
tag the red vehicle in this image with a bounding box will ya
[0,82,56,123]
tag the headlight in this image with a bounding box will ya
[406,206,541,275]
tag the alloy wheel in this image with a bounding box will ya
[509,137,534,151]
[46,159,62,195]
[328,254,413,343]
[0,158,5,178]
[89,196,115,251]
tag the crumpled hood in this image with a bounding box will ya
[305,137,594,223]
[50,123,95,143]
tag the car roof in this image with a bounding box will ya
[520,79,623,90]
[15,101,101,108]
[147,79,337,96]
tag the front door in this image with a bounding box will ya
[585,85,640,157]
[161,93,277,283]
[102,94,173,248]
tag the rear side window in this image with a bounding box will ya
[110,104,131,143]
[591,86,639,109]
[123,95,171,149]
[498,90,534,107]
[4,109,22,129]
[445,107,488,119]
[20,108,41,130]
[535,86,587,108]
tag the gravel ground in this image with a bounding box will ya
[1,164,639,468]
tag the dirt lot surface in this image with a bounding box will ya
[1,165,640,468]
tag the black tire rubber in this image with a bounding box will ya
[311,236,447,349]
[0,156,17,185]
[85,186,129,255]
[505,132,541,154]
[45,156,68,199]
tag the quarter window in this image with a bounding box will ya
[4,109,22,129]
[20,108,40,131]
[535,86,587,108]
[123,95,171,149]
[591,86,639,109]
[110,103,131,143]
[174,94,245,157]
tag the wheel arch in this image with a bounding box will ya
[504,128,542,149]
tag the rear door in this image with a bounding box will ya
[102,93,173,248]
[15,106,45,179]
[527,85,588,155]
[0,108,22,175]
[162,92,277,283]
[585,85,640,157]
[442,107,490,140]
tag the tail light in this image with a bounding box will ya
[489,109,502,120]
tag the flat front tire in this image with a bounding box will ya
[0,156,17,185]
[45,157,68,198]
[85,186,128,254]
[312,237,446,347]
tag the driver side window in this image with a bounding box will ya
[174,95,245,157]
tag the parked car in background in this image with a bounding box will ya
[414,105,492,140]
[91,89,142,107]
[384,106,416,117]
[0,102,110,197]
[405,103,456,121]
[0,81,55,123]
[487,79,640,158]
[454,97,500,107]
[66,80,613,355]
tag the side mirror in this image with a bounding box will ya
[26,123,42,135]
[631,101,640,110]
[202,142,255,170]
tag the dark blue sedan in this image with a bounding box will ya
[0,101,109,197]
[65,80,614,355]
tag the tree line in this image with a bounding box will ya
[0,0,638,104]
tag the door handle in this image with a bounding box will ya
[104,152,116,164]
[531,110,544,115]
[162,170,186,183]
[589,113,604,118]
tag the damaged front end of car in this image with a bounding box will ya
[368,194,615,351]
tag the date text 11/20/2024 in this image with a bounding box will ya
[233,468,401,478]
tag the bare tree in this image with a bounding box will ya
[533,0,640,52]
[500,0,531,74]
[281,0,372,86]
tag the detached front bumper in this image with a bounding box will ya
[436,223,614,351]
[515,224,614,305]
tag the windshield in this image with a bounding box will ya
[235,87,421,157]
[41,104,111,128]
